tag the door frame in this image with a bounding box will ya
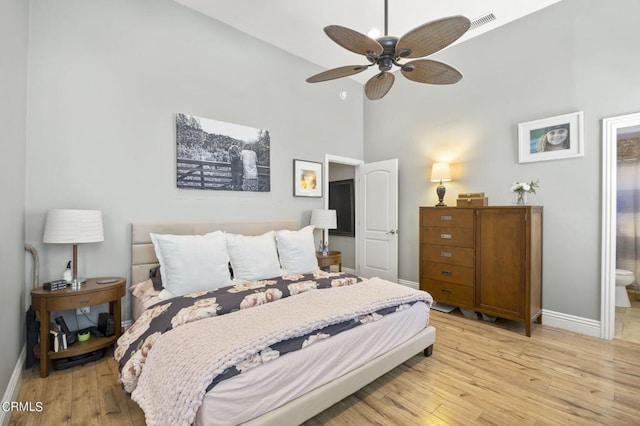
[601,112,640,339]
[324,155,363,273]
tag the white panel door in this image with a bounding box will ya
[357,159,398,281]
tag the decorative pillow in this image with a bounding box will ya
[275,226,319,275]
[150,231,231,298]
[226,231,282,282]
[148,266,164,291]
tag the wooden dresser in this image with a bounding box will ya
[420,206,543,336]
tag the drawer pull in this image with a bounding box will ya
[441,289,452,295]
[440,215,452,221]
[440,252,452,258]
[79,299,90,304]
[440,233,452,239]
[441,271,452,277]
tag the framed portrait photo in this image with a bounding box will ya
[293,159,322,197]
[518,111,584,163]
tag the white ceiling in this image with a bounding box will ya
[175,0,561,84]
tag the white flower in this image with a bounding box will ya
[511,179,539,194]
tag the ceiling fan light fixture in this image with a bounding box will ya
[367,28,381,38]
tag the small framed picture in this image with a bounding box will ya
[518,111,584,163]
[293,159,322,197]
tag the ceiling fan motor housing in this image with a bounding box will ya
[374,36,400,71]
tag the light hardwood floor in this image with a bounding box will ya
[616,298,640,344]
[11,310,640,425]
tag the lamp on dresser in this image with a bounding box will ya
[310,209,337,256]
[431,162,451,207]
[43,209,104,287]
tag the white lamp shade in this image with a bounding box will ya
[430,163,451,182]
[43,209,104,244]
[310,209,337,230]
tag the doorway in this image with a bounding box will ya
[325,157,359,274]
[324,155,400,281]
[601,112,640,340]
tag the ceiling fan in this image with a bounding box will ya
[306,0,470,100]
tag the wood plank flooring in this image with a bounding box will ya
[10,310,640,425]
[616,299,640,344]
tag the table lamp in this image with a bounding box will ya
[431,163,451,207]
[310,209,337,255]
[43,209,104,286]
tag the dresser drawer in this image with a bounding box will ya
[421,208,474,228]
[422,261,474,286]
[421,279,474,307]
[421,227,474,248]
[46,288,118,311]
[422,245,474,267]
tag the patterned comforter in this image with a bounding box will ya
[115,271,432,425]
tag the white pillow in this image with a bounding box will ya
[226,231,282,281]
[275,226,319,275]
[150,231,231,298]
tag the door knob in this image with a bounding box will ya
[386,229,398,235]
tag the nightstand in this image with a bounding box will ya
[316,251,342,272]
[30,277,126,378]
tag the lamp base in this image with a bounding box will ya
[71,277,86,290]
[435,183,447,207]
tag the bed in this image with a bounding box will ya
[122,220,436,426]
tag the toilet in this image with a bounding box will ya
[615,269,635,308]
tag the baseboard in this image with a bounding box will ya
[392,281,601,338]
[541,309,601,338]
[0,345,26,426]
[342,267,355,275]
[397,279,419,290]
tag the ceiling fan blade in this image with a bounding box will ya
[396,16,470,59]
[365,72,395,100]
[324,25,384,59]
[401,59,463,84]
[306,65,370,83]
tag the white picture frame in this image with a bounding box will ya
[518,111,584,163]
[293,159,322,198]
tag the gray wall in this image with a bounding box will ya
[0,0,29,401]
[364,0,640,320]
[25,0,363,322]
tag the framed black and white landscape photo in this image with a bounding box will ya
[518,111,584,163]
[176,113,270,191]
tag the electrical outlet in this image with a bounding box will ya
[76,306,90,315]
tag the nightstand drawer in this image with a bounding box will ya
[421,279,474,307]
[421,227,474,247]
[46,288,117,311]
[422,261,473,286]
[422,245,474,267]
[421,208,474,228]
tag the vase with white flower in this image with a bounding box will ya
[511,180,539,205]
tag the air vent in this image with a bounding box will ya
[469,12,496,31]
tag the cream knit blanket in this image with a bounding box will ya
[132,277,432,426]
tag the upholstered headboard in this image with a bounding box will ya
[130,220,298,286]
